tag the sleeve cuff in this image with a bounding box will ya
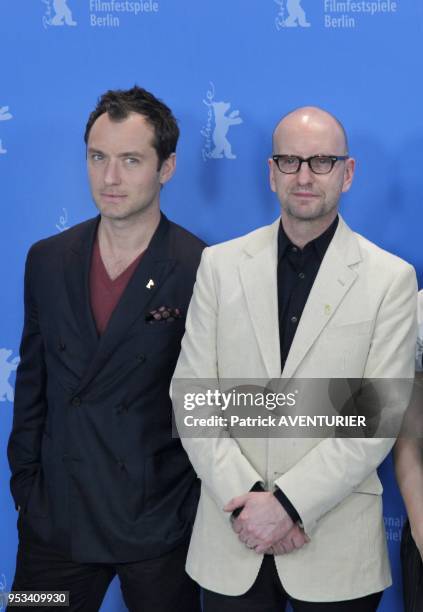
[273,486,301,523]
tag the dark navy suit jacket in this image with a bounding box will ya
[8,213,205,563]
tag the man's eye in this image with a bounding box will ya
[125,157,139,165]
[91,154,104,162]
[285,157,297,164]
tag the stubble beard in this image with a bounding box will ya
[283,190,340,223]
[94,194,157,223]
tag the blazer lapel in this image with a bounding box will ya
[282,217,361,378]
[63,217,100,354]
[74,214,175,394]
[239,219,281,379]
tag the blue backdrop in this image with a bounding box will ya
[1,1,422,610]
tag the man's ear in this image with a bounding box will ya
[159,153,176,185]
[269,157,277,193]
[342,157,355,193]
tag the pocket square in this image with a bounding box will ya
[145,306,183,324]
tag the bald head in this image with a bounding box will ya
[272,106,349,156]
[268,105,355,234]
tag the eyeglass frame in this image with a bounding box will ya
[272,154,349,175]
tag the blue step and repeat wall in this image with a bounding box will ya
[1,1,422,610]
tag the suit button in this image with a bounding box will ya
[136,354,146,364]
[117,461,125,471]
[71,396,81,407]
[58,342,66,351]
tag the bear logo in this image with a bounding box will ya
[275,0,311,29]
[0,348,19,403]
[210,101,243,160]
[44,0,77,27]
[0,105,13,155]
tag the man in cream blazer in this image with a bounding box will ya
[173,107,417,611]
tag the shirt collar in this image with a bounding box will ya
[278,215,339,263]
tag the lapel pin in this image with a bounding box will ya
[146,279,155,290]
[324,304,331,316]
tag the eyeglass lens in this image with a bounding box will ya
[277,156,335,174]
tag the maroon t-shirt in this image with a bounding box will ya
[90,235,144,336]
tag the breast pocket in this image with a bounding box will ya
[324,319,374,339]
[142,317,186,338]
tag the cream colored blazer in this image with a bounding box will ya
[172,216,417,601]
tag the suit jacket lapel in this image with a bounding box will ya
[239,219,281,378]
[75,213,174,394]
[282,217,361,378]
[63,217,100,354]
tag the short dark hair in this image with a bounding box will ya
[84,85,179,168]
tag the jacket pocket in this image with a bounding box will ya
[25,468,48,517]
[324,319,373,338]
[353,473,383,495]
[143,444,194,511]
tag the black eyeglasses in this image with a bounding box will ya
[272,154,349,175]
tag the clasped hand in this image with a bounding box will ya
[224,492,309,555]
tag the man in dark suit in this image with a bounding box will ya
[8,86,204,612]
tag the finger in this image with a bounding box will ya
[224,494,248,512]
[292,532,306,549]
[239,532,251,545]
[242,538,258,550]
[231,519,243,534]
[280,538,294,554]
[254,541,273,554]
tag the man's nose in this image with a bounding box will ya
[104,159,121,185]
[296,160,314,184]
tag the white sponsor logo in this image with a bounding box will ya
[0,348,19,403]
[275,0,310,29]
[56,208,70,232]
[0,105,13,155]
[201,82,243,162]
[42,0,77,28]
[89,0,159,28]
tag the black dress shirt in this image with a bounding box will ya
[278,216,339,372]
[234,217,339,525]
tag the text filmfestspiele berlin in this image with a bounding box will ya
[324,0,397,28]
[89,0,159,28]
